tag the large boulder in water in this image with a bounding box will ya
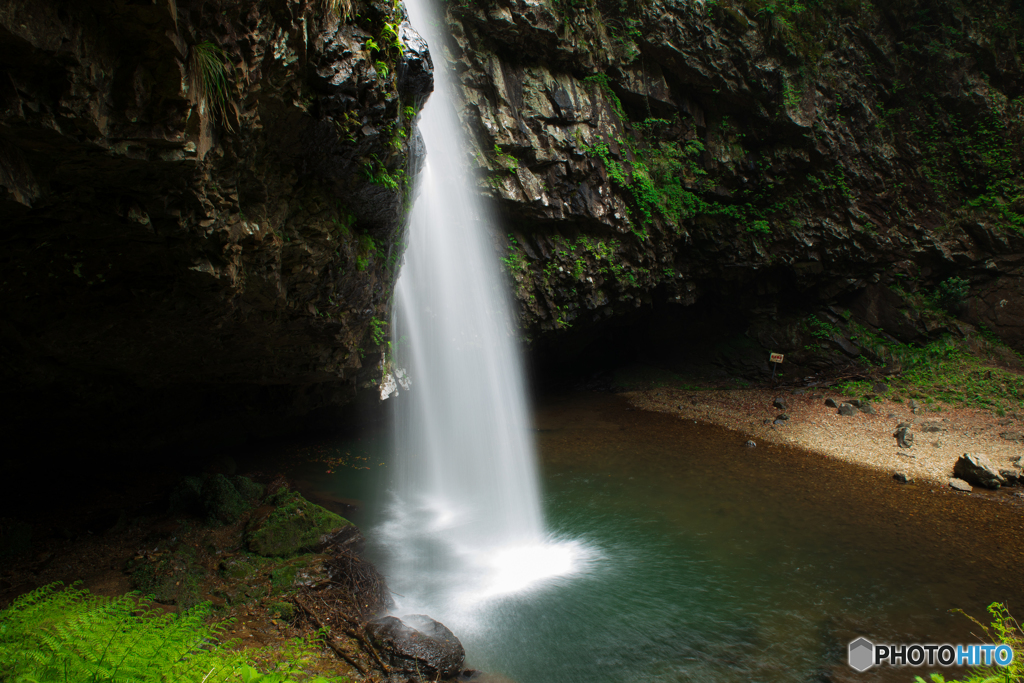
[953,453,1005,490]
[367,614,465,679]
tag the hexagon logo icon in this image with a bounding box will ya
[848,637,875,672]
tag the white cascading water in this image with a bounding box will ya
[380,0,593,632]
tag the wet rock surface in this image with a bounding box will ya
[368,614,467,679]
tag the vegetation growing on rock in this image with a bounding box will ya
[448,0,1024,366]
[247,490,352,558]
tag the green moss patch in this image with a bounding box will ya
[168,474,264,525]
[245,490,351,558]
[127,544,205,609]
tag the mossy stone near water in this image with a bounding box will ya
[169,474,264,524]
[232,475,265,502]
[201,474,249,524]
[246,490,351,557]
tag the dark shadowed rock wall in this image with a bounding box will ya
[441,0,1024,373]
[0,0,431,453]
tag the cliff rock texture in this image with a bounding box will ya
[444,0,1024,373]
[4,0,1024,452]
[0,0,431,450]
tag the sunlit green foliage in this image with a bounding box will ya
[0,583,348,683]
[914,603,1023,683]
[838,333,1024,413]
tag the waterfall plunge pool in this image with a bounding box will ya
[298,392,1023,683]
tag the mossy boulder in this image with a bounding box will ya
[169,474,264,524]
[127,544,204,609]
[268,601,296,621]
[168,476,204,516]
[232,476,265,502]
[218,554,267,580]
[245,490,351,558]
[201,474,249,524]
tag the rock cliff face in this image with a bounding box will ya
[3,0,1023,450]
[0,0,430,450]
[442,0,1024,371]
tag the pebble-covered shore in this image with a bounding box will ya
[626,387,1024,489]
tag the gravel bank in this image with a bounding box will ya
[626,387,1023,488]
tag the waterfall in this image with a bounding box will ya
[379,0,591,628]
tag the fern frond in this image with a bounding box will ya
[1,583,342,683]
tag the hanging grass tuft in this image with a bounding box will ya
[187,41,235,130]
[321,0,353,21]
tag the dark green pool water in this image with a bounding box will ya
[299,392,1024,683]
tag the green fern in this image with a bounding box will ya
[0,582,346,683]
[914,603,1023,683]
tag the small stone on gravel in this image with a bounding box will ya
[825,398,838,408]
[744,440,756,447]
[893,472,912,483]
[949,478,973,492]
[838,403,858,416]
[773,397,787,410]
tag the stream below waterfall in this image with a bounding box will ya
[294,391,1024,683]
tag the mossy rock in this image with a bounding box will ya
[218,554,267,580]
[170,474,263,524]
[270,564,298,589]
[168,476,204,516]
[232,476,265,502]
[268,601,296,621]
[245,490,351,558]
[127,545,203,609]
[202,474,250,524]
